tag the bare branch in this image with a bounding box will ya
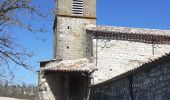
[0,0,53,82]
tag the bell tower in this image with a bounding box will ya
[53,0,96,60]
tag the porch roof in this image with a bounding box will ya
[41,58,97,75]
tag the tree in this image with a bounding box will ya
[0,0,53,81]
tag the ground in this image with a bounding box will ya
[0,97,30,100]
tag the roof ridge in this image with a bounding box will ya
[86,25,170,37]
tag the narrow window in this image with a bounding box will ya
[72,0,83,15]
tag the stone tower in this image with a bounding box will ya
[39,1,96,100]
[53,0,96,60]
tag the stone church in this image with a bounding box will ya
[38,0,170,100]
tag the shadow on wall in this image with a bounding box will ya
[46,74,89,100]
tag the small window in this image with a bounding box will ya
[72,0,83,15]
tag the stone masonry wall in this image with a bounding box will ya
[56,0,96,17]
[38,72,56,100]
[38,72,70,100]
[90,78,130,100]
[133,63,170,100]
[54,16,96,60]
[92,39,170,84]
[90,57,170,100]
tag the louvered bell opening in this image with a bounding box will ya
[72,0,83,16]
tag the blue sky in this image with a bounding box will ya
[10,0,170,85]
[97,0,170,29]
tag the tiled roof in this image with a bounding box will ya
[42,58,97,74]
[44,68,92,74]
[86,25,170,44]
[87,25,170,36]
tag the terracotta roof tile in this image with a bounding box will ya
[87,25,170,36]
[42,58,97,74]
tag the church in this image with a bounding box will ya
[38,0,170,100]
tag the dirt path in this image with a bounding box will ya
[0,97,30,100]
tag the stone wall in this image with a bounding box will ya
[38,58,95,100]
[38,71,90,100]
[54,0,96,60]
[90,55,170,100]
[54,16,96,60]
[56,0,96,17]
[133,63,170,100]
[38,72,56,100]
[90,78,130,100]
[92,38,170,83]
